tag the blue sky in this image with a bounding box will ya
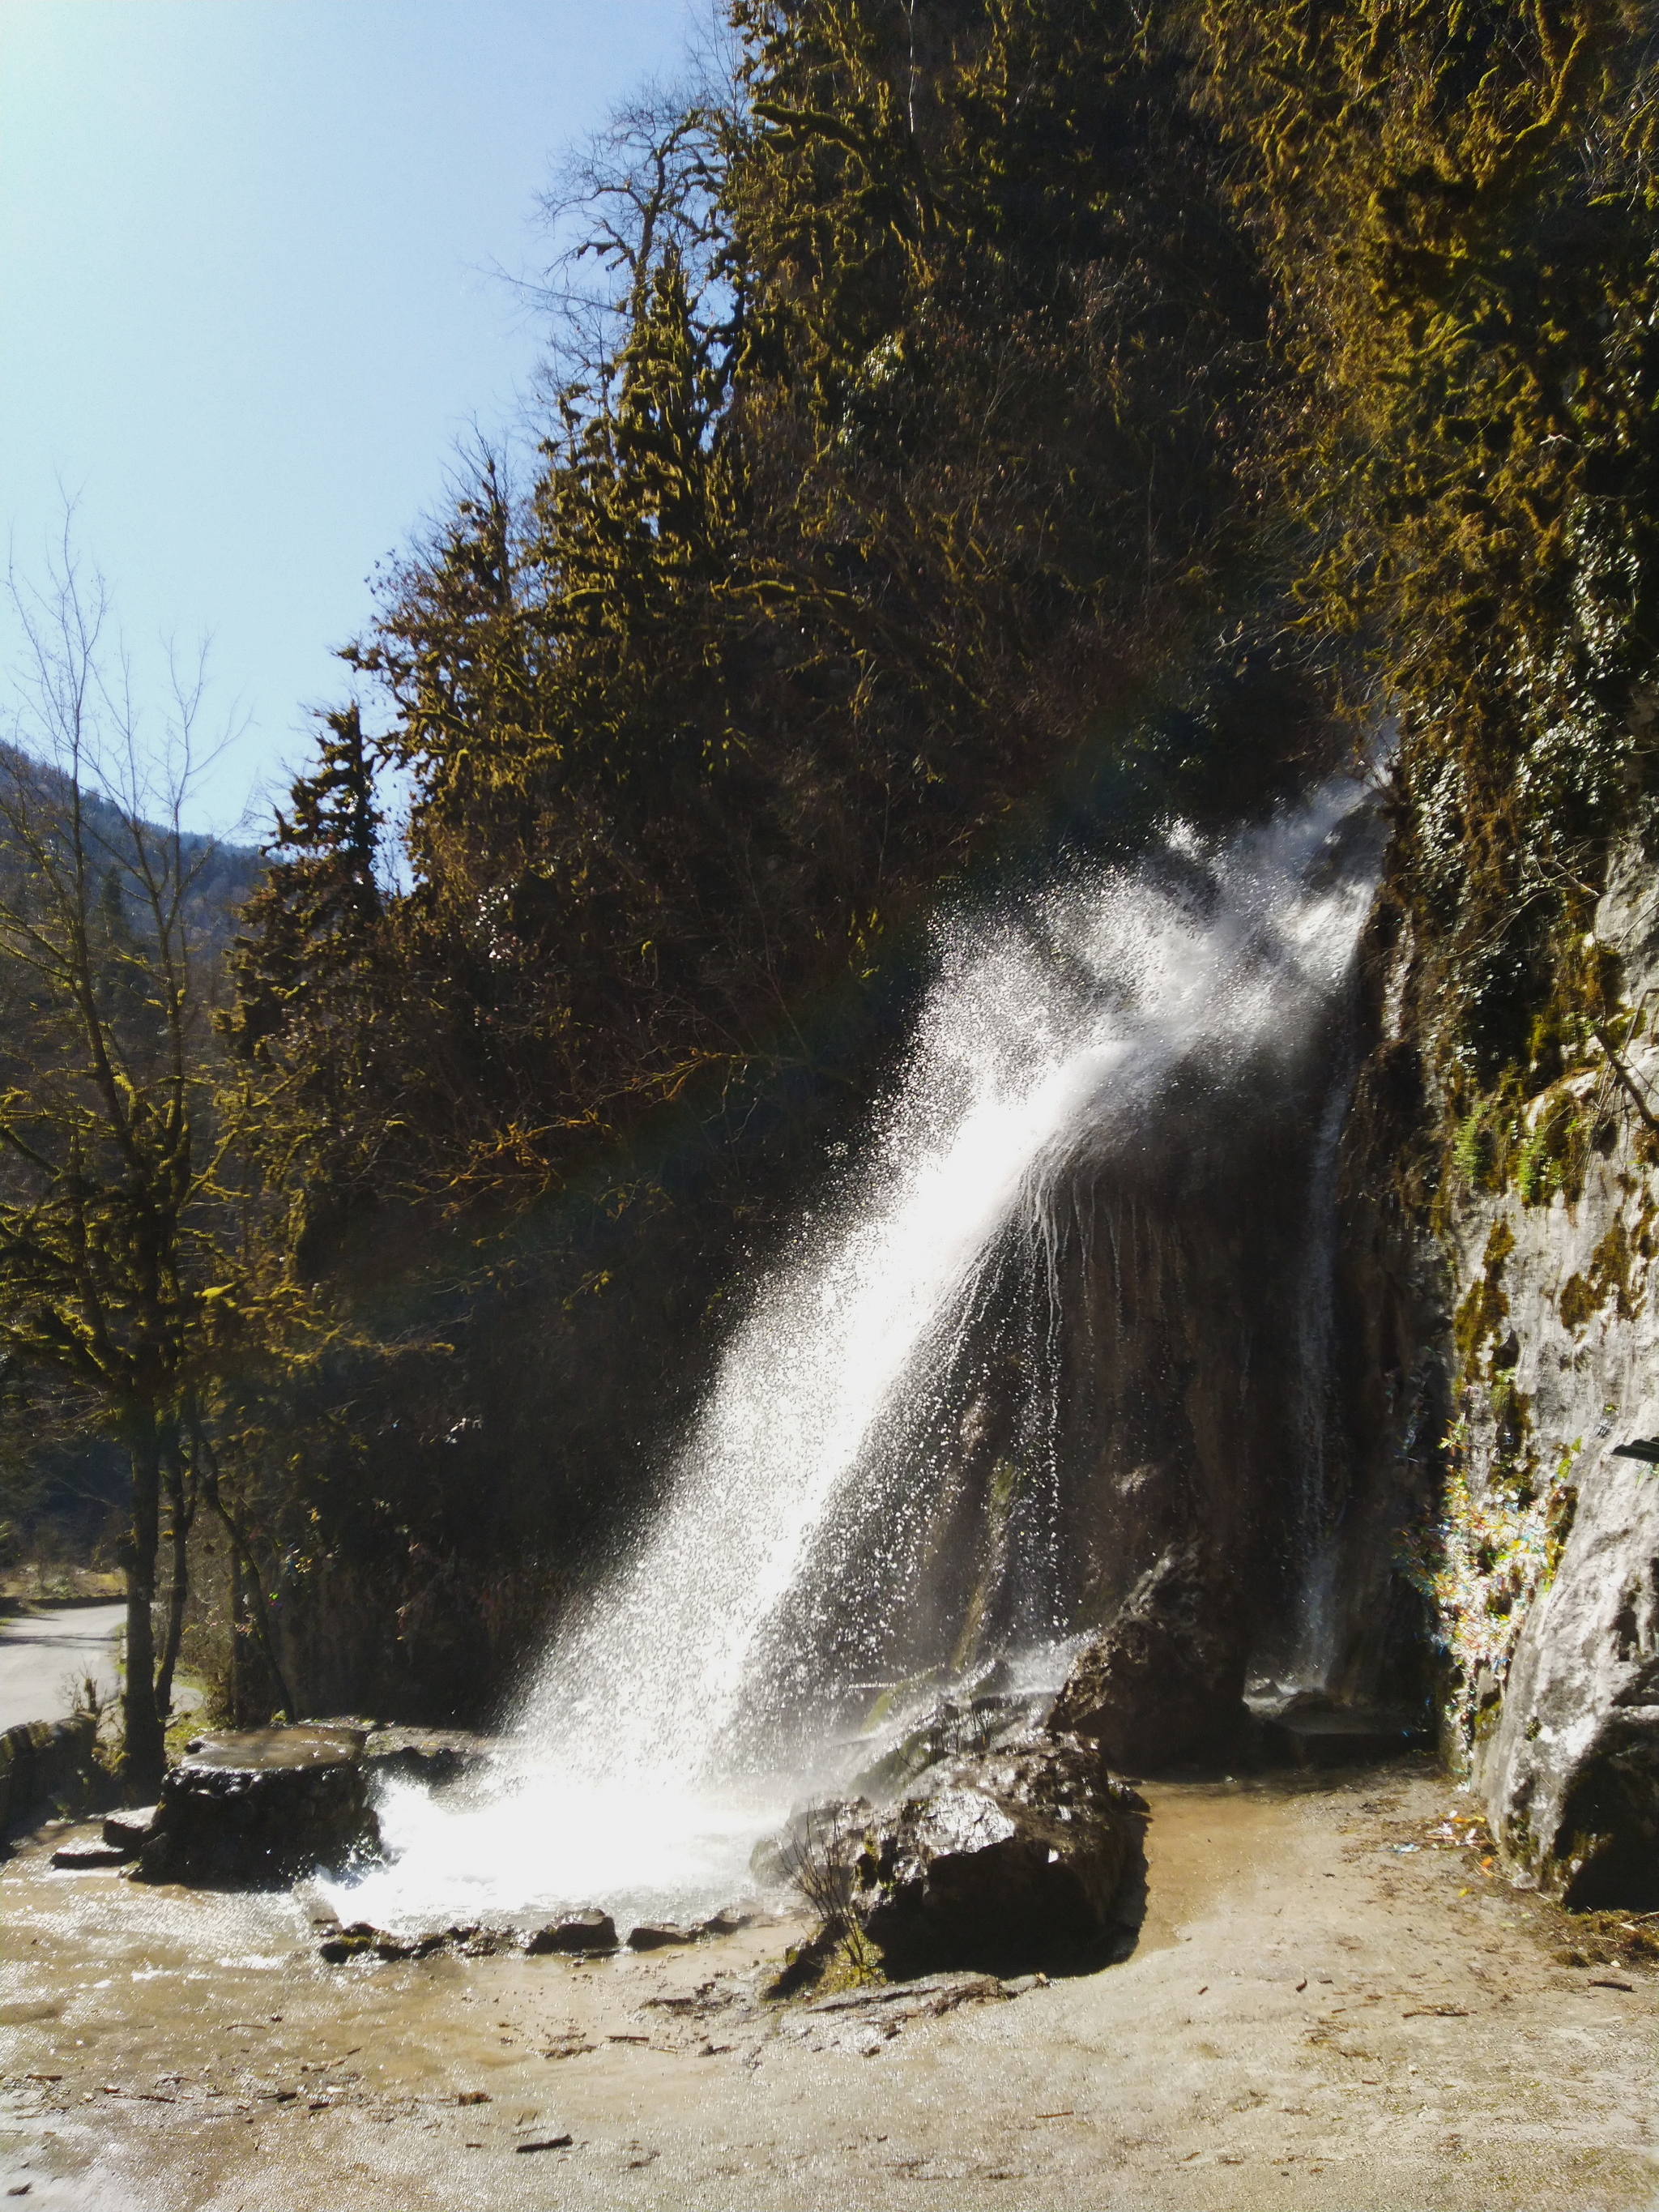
[1,0,704,836]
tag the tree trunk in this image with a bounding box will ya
[122,1409,165,1797]
[229,1541,248,1726]
[211,1496,294,1720]
[152,1427,194,1727]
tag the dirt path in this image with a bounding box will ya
[2,1760,1653,2210]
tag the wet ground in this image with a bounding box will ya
[2,1761,1653,2210]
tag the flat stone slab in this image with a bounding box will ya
[181,1725,366,1769]
[806,1971,1006,2014]
[49,1836,129,1868]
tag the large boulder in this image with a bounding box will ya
[1048,1542,1246,1770]
[134,1726,379,1888]
[848,1730,1144,1977]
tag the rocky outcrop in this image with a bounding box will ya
[1371,843,1659,1904]
[848,1730,1144,1975]
[134,1726,379,1888]
[1048,1543,1246,1770]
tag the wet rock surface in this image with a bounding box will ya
[318,1920,508,1962]
[134,1726,379,1889]
[1049,1542,1247,1770]
[360,1727,510,1788]
[849,1729,1145,1976]
[702,1902,779,1937]
[846,1692,1052,1800]
[749,1796,874,1888]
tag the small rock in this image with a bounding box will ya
[524,1909,618,1954]
[50,1838,130,1869]
[627,1921,697,1951]
[293,1881,342,1929]
[457,2090,491,2106]
[318,1924,378,1963]
[702,1902,778,1937]
[456,1926,512,1957]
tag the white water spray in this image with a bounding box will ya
[327,779,1377,1931]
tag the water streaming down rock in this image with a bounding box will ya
[332,778,1381,1929]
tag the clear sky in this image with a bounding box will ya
[1,0,705,837]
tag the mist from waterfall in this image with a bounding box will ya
[324,776,1379,1931]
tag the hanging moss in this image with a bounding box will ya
[1453,1217,1516,1375]
[1558,1206,1653,1335]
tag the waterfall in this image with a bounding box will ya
[326,776,1380,1930]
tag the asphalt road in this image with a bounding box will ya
[0,1603,125,1732]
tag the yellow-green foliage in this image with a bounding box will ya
[1203,0,1659,1181]
[1405,1427,1580,1761]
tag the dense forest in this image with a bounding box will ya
[3,0,1655,1781]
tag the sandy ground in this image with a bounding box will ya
[0,1608,126,1734]
[2,1758,1654,2211]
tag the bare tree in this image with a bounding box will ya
[528,70,733,401]
[0,518,243,1792]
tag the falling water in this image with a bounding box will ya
[326,776,1379,1932]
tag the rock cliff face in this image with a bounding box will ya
[1324,834,1659,1904]
[1414,848,1659,1904]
